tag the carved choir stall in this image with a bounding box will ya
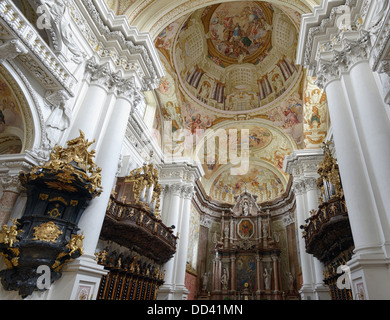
[301,142,355,300]
[210,191,283,300]
[97,163,176,300]
[0,131,102,298]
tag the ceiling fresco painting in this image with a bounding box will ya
[104,0,330,205]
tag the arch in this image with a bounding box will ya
[105,0,317,39]
[193,117,298,161]
[0,63,45,153]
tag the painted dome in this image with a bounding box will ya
[173,1,300,114]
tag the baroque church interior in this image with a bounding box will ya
[0,0,389,301]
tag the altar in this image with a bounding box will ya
[209,192,284,300]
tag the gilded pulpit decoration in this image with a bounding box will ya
[0,219,22,247]
[0,131,101,298]
[21,130,103,198]
[32,221,63,243]
[300,141,354,300]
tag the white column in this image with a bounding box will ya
[347,61,390,254]
[49,87,134,300]
[304,177,330,300]
[79,95,133,258]
[67,61,113,142]
[297,1,390,299]
[173,185,194,299]
[157,184,183,299]
[325,77,390,300]
[293,181,315,300]
[325,79,384,255]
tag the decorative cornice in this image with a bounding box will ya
[0,39,28,62]
[296,0,381,89]
[73,0,164,89]
[284,149,324,177]
[0,0,77,94]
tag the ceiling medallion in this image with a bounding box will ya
[202,1,274,67]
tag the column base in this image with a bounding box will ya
[314,284,331,300]
[156,284,189,300]
[299,284,315,300]
[47,255,107,300]
[347,252,390,300]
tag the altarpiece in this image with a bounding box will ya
[209,191,283,300]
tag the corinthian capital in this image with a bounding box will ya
[169,184,183,196]
[315,31,370,89]
[303,177,319,192]
[292,180,306,196]
[0,175,23,193]
[181,185,195,200]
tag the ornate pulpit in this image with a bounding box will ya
[211,191,282,300]
[0,131,102,297]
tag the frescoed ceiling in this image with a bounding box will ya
[105,0,329,205]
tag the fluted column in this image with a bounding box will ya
[156,160,204,300]
[0,154,38,225]
[256,255,264,294]
[230,256,236,292]
[272,255,279,292]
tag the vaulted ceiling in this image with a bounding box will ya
[105,0,329,205]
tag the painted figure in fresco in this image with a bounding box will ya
[309,105,322,128]
[209,2,271,62]
[240,220,252,238]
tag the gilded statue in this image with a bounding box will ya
[66,233,84,256]
[0,220,22,247]
[95,249,108,264]
[127,163,162,213]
